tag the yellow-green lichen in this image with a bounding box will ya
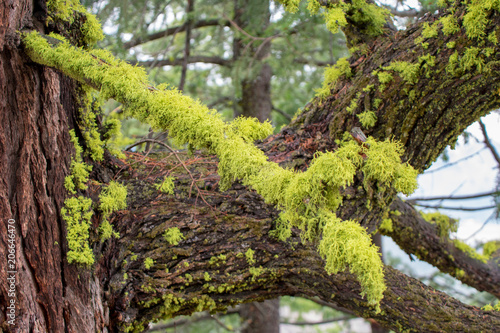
[156,176,175,194]
[482,302,500,311]
[452,239,488,263]
[61,196,94,266]
[357,111,377,128]
[98,181,127,240]
[318,215,385,309]
[422,211,457,238]
[483,240,500,257]
[163,227,185,246]
[144,257,154,269]
[64,130,92,194]
[316,57,352,99]
[439,15,460,36]
[379,218,393,233]
[245,248,256,265]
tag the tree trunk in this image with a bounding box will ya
[0,3,106,332]
[233,1,277,331]
[233,0,272,122]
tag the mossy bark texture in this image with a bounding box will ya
[1,1,500,333]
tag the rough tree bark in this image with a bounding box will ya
[1,1,500,333]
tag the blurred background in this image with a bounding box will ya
[82,0,500,331]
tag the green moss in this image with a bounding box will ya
[488,30,498,45]
[346,93,360,114]
[144,257,154,269]
[64,130,92,194]
[98,181,127,240]
[316,58,352,99]
[47,0,104,47]
[422,211,457,238]
[163,227,185,246]
[61,196,94,266]
[204,272,211,281]
[249,266,265,281]
[156,176,175,194]
[379,218,393,233]
[452,239,488,263]
[446,41,456,49]
[439,15,460,36]
[482,302,500,311]
[318,216,385,310]
[462,1,500,41]
[245,248,256,265]
[357,111,377,128]
[483,240,500,257]
[421,22,439,39]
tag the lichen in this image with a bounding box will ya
[98,181,127,240]
[357,110,377,128]
[452,239,488,263]
[163,227,185,246]
[61,196,94,266]
[156,176,175,194]
[245,248,256,265]
[421,211,457,238]
[318,215,385,310]
[482,240,500,257]
[316,57,352,99]
[144,257,154,269]
[379,218,393,233]
[64,130,92,194]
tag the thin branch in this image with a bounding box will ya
[272,105,292,121]
[123,19,230,49]
[407,191,500,202]
[412,203,497,211]
[132,55,232,68]
[179,0,194,92]
[126,139,214,209]
[425,148,485,174]
[281,316,353,326]
[293,57,336,67]
[479,119,500,167]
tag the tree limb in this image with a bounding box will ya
[131,55,232,67]
[123,19,230,49]
[385,198,500,298]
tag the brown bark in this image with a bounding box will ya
[2,1,500,333]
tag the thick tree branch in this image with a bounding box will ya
[385,198,500,298]
[102,161,500,332]
[123,19,230,49]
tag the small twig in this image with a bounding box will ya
[272,105,292,121]
[281,316,353,326]
[407,191,500,202]
[412,203,496,211]
[479,119,500,167]
[127,138,214,210]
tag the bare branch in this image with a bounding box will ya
[408,191,500,202]
[132,55,232,67]
[123,19,230,49]
[412,202,497,211]
[479,119,500,167]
